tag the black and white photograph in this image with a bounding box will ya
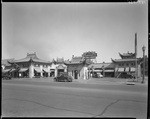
[2,1,148,118]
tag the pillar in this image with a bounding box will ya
[40,65,43,77]
[48,65,50,77]
[55,68,58,77]
[64,67,67,72]
[103,68,105,77]
[137,64,141,78]
[29,64,34,78]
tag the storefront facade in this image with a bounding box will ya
[111,52,142,78]
[50,58,67,77]
[8,52,51,78]
[88,62,115,77]
[64,56,91,80]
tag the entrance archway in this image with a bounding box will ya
[74,70,78,79]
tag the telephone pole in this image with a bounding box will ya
[135,33,138,81]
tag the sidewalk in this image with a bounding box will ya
[76,77,148,85]
[11,77,148,86]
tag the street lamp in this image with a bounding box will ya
[141,45,146,83]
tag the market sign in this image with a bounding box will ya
[82,51,97,59]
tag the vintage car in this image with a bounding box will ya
[2,73,12,80]
[92,72,103,78]
[54,73,73,82]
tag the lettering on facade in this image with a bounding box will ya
[82,51,97,59]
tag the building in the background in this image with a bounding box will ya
[50,58,67,77]
[8,52,51,78]
[1,58,15,76]
[111,52,142,78]
[1,58,15,70]
[64,55,93,80]
[88,62,115,77]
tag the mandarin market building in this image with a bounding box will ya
[2,52,143,79]
[6,52,67,78]
[64,55,92,80]
[111,52,142,78]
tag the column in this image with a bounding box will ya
[137,64,141,78]
[40,65,43,77]
[103,68,105,77]
[55,68,58,77]
[64,67,67,72]
[29,63,34,78]
[48,65,50,77]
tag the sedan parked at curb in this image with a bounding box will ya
[54,73,73,82]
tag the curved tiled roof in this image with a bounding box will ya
[64,56,85,64]
[88,62,115,69]
[2,58,15,66]
[9,53,51,64]
[119,52,135,59]
[111,58,139,63]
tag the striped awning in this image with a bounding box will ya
[34,67,42,73]
[125,67,129,72]
[43,68,50,73]
[130,67,135,72]
[2,69,11,73]
[19,68,28,72]
[118,68,125,72]
[104,70,114,72]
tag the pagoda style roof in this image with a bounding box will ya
[119,52,135,59]
[111,58,139,63]
[2,58,15,66]
[88,62,115,69]
[64,56,85,65]
[9,52,51,64]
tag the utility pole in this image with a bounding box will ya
[135,33,138,82]
[141,45,146,83]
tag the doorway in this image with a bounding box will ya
[74,70,78,79]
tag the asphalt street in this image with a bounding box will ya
[2,77,148,118]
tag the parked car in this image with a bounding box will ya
[92,72,103,78]
[2,73,12,80]
[118,72,135,79]
[54,73,73,82]
[97,73,103,78]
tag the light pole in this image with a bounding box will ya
[141,45,146,83]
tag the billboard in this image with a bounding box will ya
[82,51,97,59]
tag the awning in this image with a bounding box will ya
[125,67,129,72]
[93,69,103,72]
[34,67,42,73]
[130,67,135,72]
[10,69,17,72]
[2,69,11,73]
[19,68,28,72]
[118,68,125,72]
[43,68,50,73]
[57,65,65,69]
[104,70,114,72]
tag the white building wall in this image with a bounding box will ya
[29,64,34,78]
[40,65,43,77]
[47,65,50,77]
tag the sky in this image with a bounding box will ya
[2,2,148,63]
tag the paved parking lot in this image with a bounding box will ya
[2,77,148,118]
[11,76,148,85]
